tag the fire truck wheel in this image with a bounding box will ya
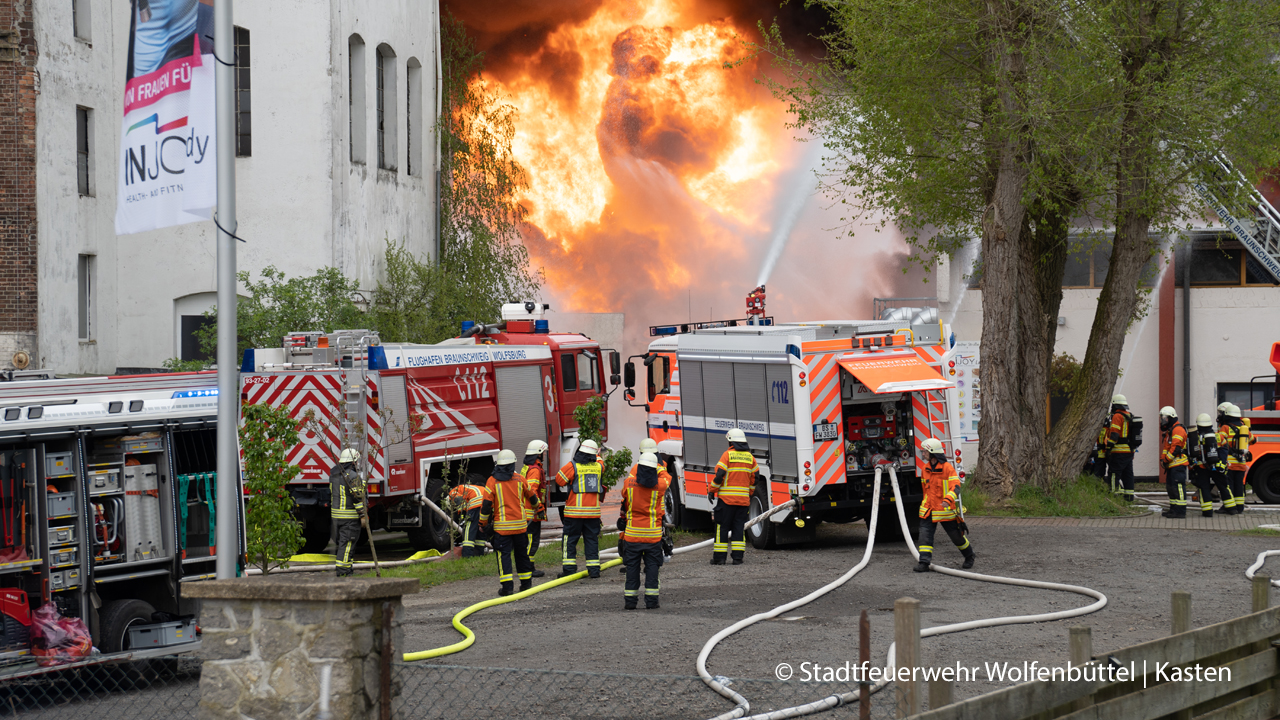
[99,599,156,653]
[407,477,452,552]
[749,482,778,550]
[663,482,683,529]
[1250,459,1280,504]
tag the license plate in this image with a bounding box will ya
[813,423,838,442]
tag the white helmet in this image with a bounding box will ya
[1159,406,1176,419]
[1196,413,1213,427]
[579,439,600,456]
[921,437,945,455]
[638,452,659,469]
[496,449,517,465]
[1217,401,1231,414]
[639,438,658,454]
[525,439,549,456]
[1225,403,1242,418]
[726,428,747,443]
[339,448,360,463]
[1111,394,1128,406]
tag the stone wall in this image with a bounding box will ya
[185,575,418,720]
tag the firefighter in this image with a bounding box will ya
[914,438,975,572]
[1188,413,1227,517]
[447,477,485,557]
[1159,407,1188,519]
[618,437,663,574]
[555,439,607,578]
[479,449,543,596]
[520,440,549,578]
[619,452,672,610]
[1106,394,1138,503]
[1218,403,1252,515]
[710,428,756,565]
[330,448,365,577]
[1090,417,1109,480]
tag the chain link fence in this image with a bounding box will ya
[393,663,901,720]
[0,657,200,718]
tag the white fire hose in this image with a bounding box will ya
[698,466,1109,720]
[1245,549,1280,588]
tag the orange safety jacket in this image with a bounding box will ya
[555,461,605,519]
[1095,425,1109,459]
[619,466,672,544]
[711,448,758,507]
[1217,421,1252,472]
[1161,423,1189,469]
[1107,410,1133,454]
[520,461,548,521]
[448,484,484,512]
[480,474,542,536]
[918,460,961,522]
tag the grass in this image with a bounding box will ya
[1233,527,1280,538]
[362,529,711,588]
[962,475,1143,518]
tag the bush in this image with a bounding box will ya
[572,396,631,489]
[240,403,305,573]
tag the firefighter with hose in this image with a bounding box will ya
[520,440,549,578]
[1159,406,1188,519]
[448,476,485,557]
[555,439,606,578]
[1218,403,1253,515]
[914,437,975,572]
[331,448,365,577]
[1189,413,1226,517]
[618,452,672,609]
[1106,394,1139,503]
[479,449,543,596]
[710,428,756,566]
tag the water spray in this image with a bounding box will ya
[756,145,823,287]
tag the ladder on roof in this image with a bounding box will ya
[1191,155,1280,283]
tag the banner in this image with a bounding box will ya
[949,341,981,441]
[115,0,217,236]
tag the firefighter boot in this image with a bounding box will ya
[1168,506,1186,519]
[588,568,601,579]
[531,569,545,578]
[646,599,660,610]
[519,579,533,592]
[624,598,637,610]
[962,550,976,570]
[499,583,514,597]
[1202,509,1214,518]
[711,553,727,565]
[913,561,930,573]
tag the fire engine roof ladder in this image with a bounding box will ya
[1192,154,1280,284]
[337,334,372,457]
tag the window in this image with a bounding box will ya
[1173,237,1278,287]
[376,44,397,171]
[76,106,93,196]
[577,352,598,391]
[560,354,577,393]
[235,26,251,157]
[349,35,366,164]
[647,355,670,402]
[180,316,214,361]
[1060,238,1162,288]
[406,58,421,177]
[77,255,93,340]
[72,0,91,42]
[1218,382,1274,411]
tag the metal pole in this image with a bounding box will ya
[1182,240,1191,420]
[215,0,239,580]
[434,0,444,265]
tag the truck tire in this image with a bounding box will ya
[99,599,156,654]
[749,482,778,550]
[663,482,683,530]
[407,477,453,553]
[301,514,332,554]
[1249,459,1280,504]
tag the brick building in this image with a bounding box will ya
[0,0,37,370]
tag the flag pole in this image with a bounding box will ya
[214,0,239,580]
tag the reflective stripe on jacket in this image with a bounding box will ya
[919,461,961,522]
[481,474,542,535]
[555,461,604,518]
[1095,426,1109,459]
[448,484,484,512]
[620,466,672,543]
[331,465,365,520]
[711,449,757,507]
[1161,423,1189,469]
[1107,411,1132,454]
[1217,422,1251,471]
[520,462,547,521]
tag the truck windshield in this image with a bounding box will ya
[577,352,598,391]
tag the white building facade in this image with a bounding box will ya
[31,0,440,374]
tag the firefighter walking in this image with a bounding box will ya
[555,439,606,578]
[914,438,975,572]
[1189,413,1228,517]
[479,449,543,596]
[710,429,756,565]
[1218,403,1252,515]
[1159,407,1188,519]
[447,477,485,557]
[520,440,549,578]
[619,452,671,610]
[1106,394,1139,503]
[330,448,365,577]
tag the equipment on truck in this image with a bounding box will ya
[1235,341,1280,502]
[627,307,963,549]
[239,303,620,554]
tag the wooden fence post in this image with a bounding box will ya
[1171,592,1192,720]
[860,609,871,720]
[1069,626,1093,712]
[895,597,921,719]
[928,675,953,711]
[1253,575,1271,613]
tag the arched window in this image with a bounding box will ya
[349,34,366,164]
[406,57,422,177]
[376,43,398,171]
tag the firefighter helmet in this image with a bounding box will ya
[1217,401,1231,414]
[1196,413,1213,427]
[638,452,659,469]
[639,438,658,454]
[921,438,945,455]
[1111,394,1128,406]
[579,439,600,456]
[496,449,517,465]
[726,428,747,444]
[525,439,548,456]
[1225,404,1242,418]
[1160,406,1177,419]
[339,448,359,463]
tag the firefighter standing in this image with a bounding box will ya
[710,428,756,565]
[1106,394,1138,503]
[619,452,671,610]
[914,438,975,572]
[1159,407,1188,519]
[618,438,662,575]
[1188,413,1227,517]
[330,448,365,577]
[1091,418,1109,480]
[1218,403,1252,515]
[447,477,485,557]
[520,440,549,578]
[479,449,543,596]
[555,439,606,578]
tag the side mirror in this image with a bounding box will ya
[624,388,635,402]
[624,361,636,388]
[609,350,620,376]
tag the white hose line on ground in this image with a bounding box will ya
[699,467,1109,720]
[1245,549,1280,588]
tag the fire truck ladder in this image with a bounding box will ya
[922,389,952,457]
[334,332,375,456]
[1191,154,1280,284]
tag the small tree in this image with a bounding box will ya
[239,403,305,573]
[573,396,631,489]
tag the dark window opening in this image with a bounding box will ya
[181,315,214,362]
[235,26,251,157]
[560,354,577,394]
[76,107,92,196]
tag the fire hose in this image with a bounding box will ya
[1244,548,1280,588]
[698,466,1109,720]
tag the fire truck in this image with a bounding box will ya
[0,370,230,674]
[625,308,963,548]
[239,303,620,553]
[1237,341,1280,503]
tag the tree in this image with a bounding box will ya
[239,403,305,573]
[573,396,631,489]
[754,0,1280,496]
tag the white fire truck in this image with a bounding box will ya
[240,303,620,553]
[626,313,964,548]
[0,369,231,675]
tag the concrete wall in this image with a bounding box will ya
[31,0,439,373]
